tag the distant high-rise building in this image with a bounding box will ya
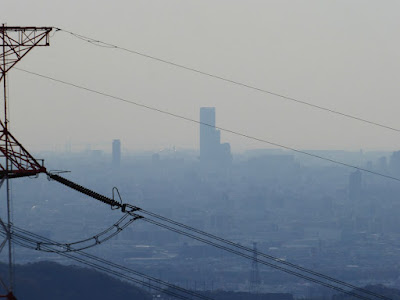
[200,107,219,161]
[348,170,361,202]
[390,151,400,175]
[199,107,231,165]
[378,156,387,172]
[112,139,121,167]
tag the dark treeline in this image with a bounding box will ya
[0,262,150,300]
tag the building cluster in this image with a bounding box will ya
[9,107,400,298]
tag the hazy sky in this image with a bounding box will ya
[3,1,400,153]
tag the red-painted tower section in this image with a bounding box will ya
[0,25,52,299]
[0,26,51,178]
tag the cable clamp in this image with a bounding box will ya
[132,215,143,221]
[121,203,140,213]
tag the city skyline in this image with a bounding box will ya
[2,3,400,299]
[3,1,400,152]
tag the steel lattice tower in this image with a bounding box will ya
[0,25,52,299]
[249,242,261,293]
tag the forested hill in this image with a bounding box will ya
[0,261,295,300]
[0,261,151,300]
[1,261,396,300]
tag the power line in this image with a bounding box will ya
[12,225,214,300]
[2,225,214,300]
[141,217,376,300]
[15,67,400,183]
[40,171,388,300]
[55,27,400,134]
[10,225,215,300]
[138,209,390,300]
[0,181,389,300]
[40,172,389,300]
[5,222,387,300]
[3,27,393,300]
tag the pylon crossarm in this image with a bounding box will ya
[7,129,44,169]
[0,127,45,177]
[0,26,52,81]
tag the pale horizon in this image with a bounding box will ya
[4,1,400,153]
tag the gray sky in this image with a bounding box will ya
[3,1,400,153]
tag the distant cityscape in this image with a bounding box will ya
[4,107,400,299]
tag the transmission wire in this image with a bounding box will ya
[137,209,389,300]
[15,67,400,183]
[4,223,383,300]
[1,227,213,300]
[16,240,191,300]
[139,216,382,300]
[55,27,400,133]
[5,225,215,300]
[4,27,393,300]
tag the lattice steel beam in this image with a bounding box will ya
[0,26,52,81]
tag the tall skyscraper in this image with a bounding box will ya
[200,107,231,165]
[112,139,121,167]
[348,170,361,202]
[200,107,219,162]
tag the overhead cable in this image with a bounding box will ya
[138,209,390,300]
[55,28,400,133]
[15,67,400,183]
[39,172,388,299]
[2,226,214,300]
[4,223,385,300]
[38,172,388,300]
[140,216,382,300]
[32,213,139,252]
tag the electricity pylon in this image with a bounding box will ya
[249,242,261,293]
[0,25,52,298]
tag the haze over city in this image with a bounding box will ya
[2,2,400,300]
[4,1,400,152]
